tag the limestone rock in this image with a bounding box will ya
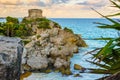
[0,36,23,80]
[74,74,82,77]
[54,58,69,68]
[22,27,87,74]
[27,56,48,69]
[21,9,87,75]
[74,64,83,70]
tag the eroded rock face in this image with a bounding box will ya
[21,9,87,74]
[0,36,24,80]
[22,28,87,74]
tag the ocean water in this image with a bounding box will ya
[50,18,118,39]
[0,18,118,80]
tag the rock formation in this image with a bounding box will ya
[0,36,24,80]
[21,9,87,75]
[23,28,86,70]
[0,9,87,80]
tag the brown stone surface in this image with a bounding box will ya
[26,9,43,20]
[22,28,87,72]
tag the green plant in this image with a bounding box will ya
[87,0,120,76]
[0,16,33,38]
[22,18,33,24]
[38,21,51,29]
[6,16,19,24]
[36,18,50,22]
[53,22,61,28]
[88,39,120,74]
[64,27,73,33]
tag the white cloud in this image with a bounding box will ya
[0,0,119,18]
[0,0,21,5]
[77,0,109,8]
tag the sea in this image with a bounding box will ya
[0,18,119,80]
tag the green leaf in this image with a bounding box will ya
[88,0,120,75]
[94,39,115,59]
[88,68,111,74]
[91,8,119,24]
[106,12,120,17]
[97,23,120,30]
[110,59,120,69]
[94,37,113,40]
[87,60,110,69]
[110,0,120,9]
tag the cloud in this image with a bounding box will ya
[51,0,69,4]
[0,0,119,18]
[0,0,21,5]
[0,0,47,7]
[77,0,109,9]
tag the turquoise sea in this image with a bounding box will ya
[0,18,118,80]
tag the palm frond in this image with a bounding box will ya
[110,0,120,9]
[91,8,119,24]
[106,12,120,17]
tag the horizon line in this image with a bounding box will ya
[0,17,119,19]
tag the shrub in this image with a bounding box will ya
[64,27,73,33]
[6,16,19,24]
[87,0,120,78]
[36,18,50,22]
[38,21,51,29]
[22,18,33,24]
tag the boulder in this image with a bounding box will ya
[27,55,48,69]
[74,64,83,70]
[74,74,82,77]
[0,36,24,80]
[54,58,69,68]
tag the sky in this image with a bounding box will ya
[0,0,119,18]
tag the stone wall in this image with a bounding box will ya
[26,9,43,20]
[0,36,24,80]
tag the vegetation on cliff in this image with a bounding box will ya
[0,17,61,37]
[0,16,32,37]
[64,27,73,33]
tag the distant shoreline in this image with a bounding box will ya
[0,17,6,19]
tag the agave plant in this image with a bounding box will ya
[87,0,120,76]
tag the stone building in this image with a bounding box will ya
[26,9,43,20]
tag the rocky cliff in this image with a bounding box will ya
[0,9,87,80]
[22,28,87,74]
[0,36,24,80]
[21,9,87,75]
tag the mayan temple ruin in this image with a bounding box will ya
[25,9,44,20]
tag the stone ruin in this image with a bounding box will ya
[25,9,44,20]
